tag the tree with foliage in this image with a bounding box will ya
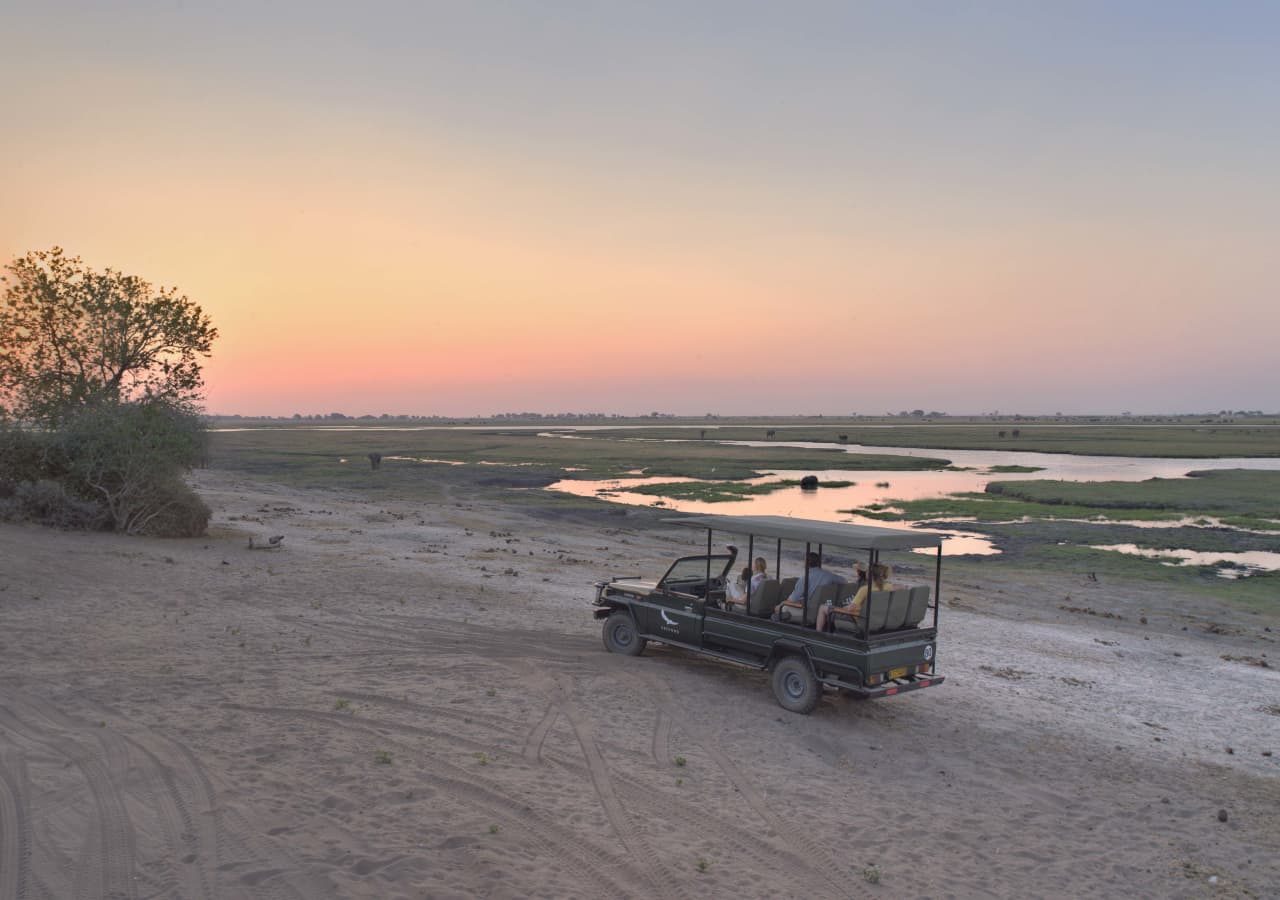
[57,400,210,535]
[0,249,217,537]
[0,247,218,423]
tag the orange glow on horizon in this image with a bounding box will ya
[3,40,1277,415]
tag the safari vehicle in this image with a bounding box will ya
[592,514,945,714]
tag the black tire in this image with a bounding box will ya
[771,655,820,714]
[602,611,646,657]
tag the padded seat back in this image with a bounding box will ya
[865,590,892,634]
[778,576,798,600]
[905,586,931,627]
[805,582,841,628]
[883,589,911,631]
[831,589,893,635]
[836,582,859,604]
[746,579,780,617]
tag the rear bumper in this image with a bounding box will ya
[837,674,945,698]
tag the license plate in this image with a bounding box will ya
[888,666,909,680]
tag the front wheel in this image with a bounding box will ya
[602,611,646,657]
[771,656,820,714]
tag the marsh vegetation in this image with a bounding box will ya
[206,424,1280,609]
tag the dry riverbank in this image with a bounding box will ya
[1,469,1277,898]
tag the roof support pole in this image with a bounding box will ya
[705,528,712,599]
[934,545,942,630]
[746,534,755,609]
[864,549,878,635]
[803,542,811,607]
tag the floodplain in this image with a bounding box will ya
[1,417,1276,898]
[210,420,1280,602]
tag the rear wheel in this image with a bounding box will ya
[771,656,820,714]
[602,611,646,657]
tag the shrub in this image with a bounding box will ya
[130,477,210,537]
[0,424,60,495]
[5,479,108,530]
[55,400,209,536]
[0,401,210,537]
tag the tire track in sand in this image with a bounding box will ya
[116,734,215,900]
[551,699,694,900]
[36,698,216,900]
[0,702,137,900]
[640,673,856,897]
[609,772,843,899]
[540,671,694,900]
[0,750,33,900]
[650,709,672,768]
[17,695,326,900]
[536,669,839,899]
[232,703,643,898]
[106,704,330,900]
[522,702,560,763]
[500,658,695,898]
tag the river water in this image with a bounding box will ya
[546,441,1280,568]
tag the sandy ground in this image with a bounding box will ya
[1,469,1277,900]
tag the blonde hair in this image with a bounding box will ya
[870,563,891,590]
[753,557,767,574]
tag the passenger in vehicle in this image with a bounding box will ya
[774,552,845,619]
[816,563,893,633]
[724,559,769,612]
[751,556,768,590]
[725,565,752,609]
[852,561,867,588]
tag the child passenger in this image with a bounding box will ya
[725,565,752,609]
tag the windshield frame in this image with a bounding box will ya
[658,554,735,589]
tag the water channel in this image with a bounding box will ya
[213,425,1280,572]
[545,440,1280,570]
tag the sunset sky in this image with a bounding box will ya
[3,2,1278,416]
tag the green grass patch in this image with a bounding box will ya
[986,464,1045,473]
[843,493,1185,523]
[1013,540,1280,614]
[583,424,1280,458]
[207,428,944,496]
[851,472,1280,534]
[986,469,1280,517]
[628,479,855,503]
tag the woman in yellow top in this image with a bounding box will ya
[815,564,893,632]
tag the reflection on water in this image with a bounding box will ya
[546,444,1280,561]
[549,471,999,555]
[1089,545,1280,577]
[384,455,465,465]
[717,439,1280,481]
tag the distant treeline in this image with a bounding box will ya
[208,410,1278,425]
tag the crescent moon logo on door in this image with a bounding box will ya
[660,609,679,627]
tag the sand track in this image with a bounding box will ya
[1,468,1278,897]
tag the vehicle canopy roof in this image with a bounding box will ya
[665,514,943,551]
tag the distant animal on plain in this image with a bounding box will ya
[249,535,285,550]
[368,453,382,470]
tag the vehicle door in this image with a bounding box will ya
[637,554,732,645]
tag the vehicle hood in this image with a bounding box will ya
[608,579,658,594]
